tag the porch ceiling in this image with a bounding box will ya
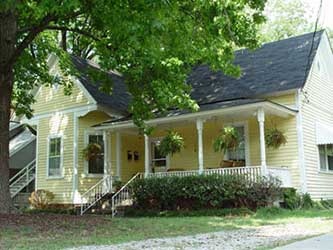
[94,99,297,131]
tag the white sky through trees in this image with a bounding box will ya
[304,0,333,29]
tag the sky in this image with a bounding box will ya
[305,0,333,29]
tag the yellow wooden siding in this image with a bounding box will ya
[301,71,333,199]
[32,84,91,115]
[36,113,74,203]
[248,116,300,188]
[77,111,111,194]
[118,134,145,181]
[268,93,296,107]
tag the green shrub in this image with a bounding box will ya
[314,199,333,210]
[131,174,282,211]
[282,188,314,210]
[301,193,314,209]
[23,207,76,215]
[282,188,301,209]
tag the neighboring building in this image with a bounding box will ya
[20,30,333,211]
[9,121,36,206]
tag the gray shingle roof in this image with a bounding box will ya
[71,56,131,114]
[73,31,323,114]
[189,30,323,105]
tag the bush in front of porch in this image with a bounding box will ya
[131,174,282,211]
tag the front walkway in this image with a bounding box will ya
[274,233,333,250]
[67,223,330,250]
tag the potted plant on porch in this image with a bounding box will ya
[158,130,185,156]
[265,127,287,149]
[213,126,241,167]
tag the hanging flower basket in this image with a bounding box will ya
[82,143,102,161]
[158,130,185,156]
[265,128,287,149]
[213,126,240,153]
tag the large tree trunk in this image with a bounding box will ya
[0,11,17,214]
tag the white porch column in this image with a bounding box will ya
[257,108,267,174]
[116,132,122,180]
[196,118,204,174]
[103,130,109,175]
[144,134,150,177]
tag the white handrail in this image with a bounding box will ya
[111,172,142,217]
[80,175,112,215]
[10,160,36,198]
[9,160,35,184]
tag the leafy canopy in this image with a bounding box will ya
[6,0,267,131]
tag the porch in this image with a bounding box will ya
[95,100,296,188]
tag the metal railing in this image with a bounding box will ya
[111,173,142,217]
[9,160,36,198]
[80,175,112,215]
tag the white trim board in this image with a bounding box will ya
[23,104,98,122]
[95,101,297,131]
[296,90,306,193]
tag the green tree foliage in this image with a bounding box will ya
[259,0,313,43]
[0,0,267,212]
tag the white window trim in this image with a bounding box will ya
[46,134,64,179]
[150,137,170,170]
[318,144,333,173]
[222,121,250,166]
[83,130,105,178]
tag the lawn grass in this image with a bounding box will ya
[1,208,333,250]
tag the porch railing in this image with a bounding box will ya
[145,166,262,179]
[204,166,262,182]
[267,166,291,187]
[144,166,291,187]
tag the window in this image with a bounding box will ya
[225,126,246,164]
[87,134,104,174]
[48,137,62,177]
[319,144,333,171]
[151,139,167,169]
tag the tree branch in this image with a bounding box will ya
[45,25,101,42]
[7,14,56,70]
[7,11,83,71]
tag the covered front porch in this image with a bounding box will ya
[96,100,296,188]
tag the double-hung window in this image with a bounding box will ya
[319,144,333,171]
[87,133,104,175]
[48,136,62,177]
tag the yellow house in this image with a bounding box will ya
[20,30,333,213]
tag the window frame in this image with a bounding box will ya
[84,130,105,177]
[318,144,333,172]
[46,134,64,179]
[150,137,170,170]
[223,121,250,166]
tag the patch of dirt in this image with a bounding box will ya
[0,213,111,234]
